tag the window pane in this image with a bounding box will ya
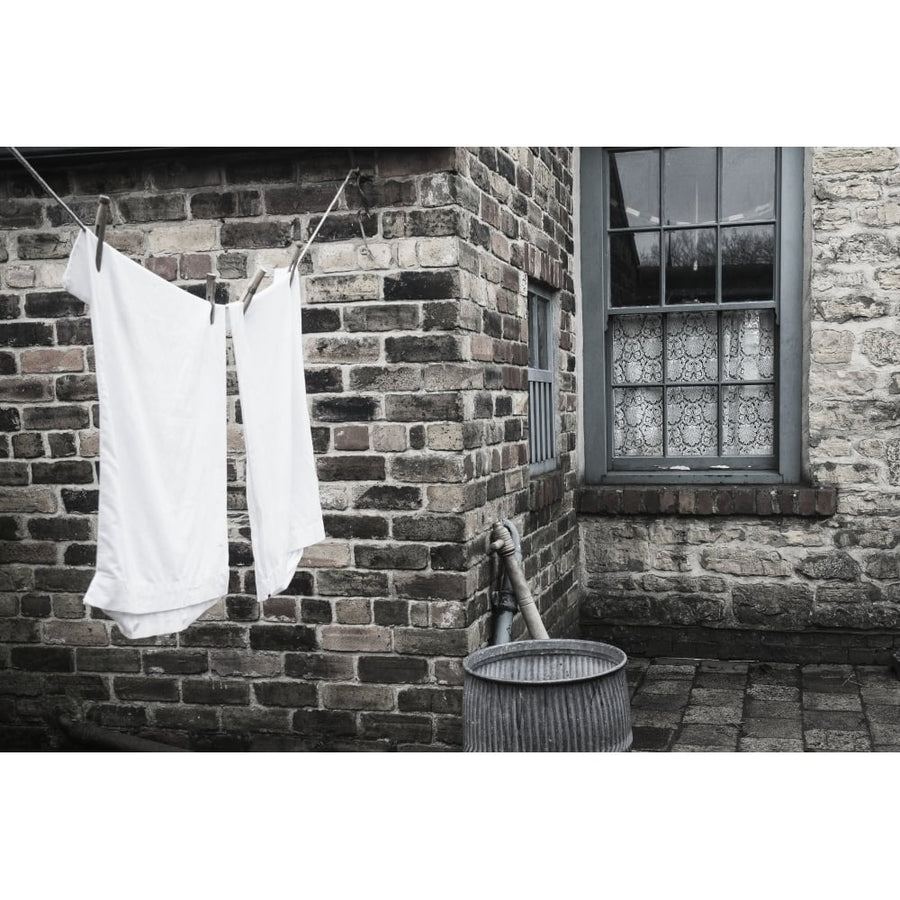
[528,298,537,368]
[537,297,548,369]
[613,387,663,456]
[723,310,775,381]
[722,224,774,302]
[665,228,716,304]
[609,150,659,228]
[722,384,774,455]
[611,315,663,385]
[610,232,660,307]
[666,312,718,383]
[667,386,718,456]
[722,147,775,221]
[664,148,717,225]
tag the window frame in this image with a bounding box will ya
[581,146,804,485]
[527,281,558,477]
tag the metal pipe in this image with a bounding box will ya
[489,521,549,642]
[490,518,521,645]
[58,716,187,752]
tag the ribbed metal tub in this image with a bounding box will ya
[463,639,632,752]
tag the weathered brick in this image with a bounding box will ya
[394,627,470,656]
[284,652,355,681]
[360,712,431,743]
[384,270,459,301]
[292,709,357,737]
[390,454,469,483]
[306,274,380,303]
[254,681,318,708]
[221,221,292,249]
[320,625,391,652]
[0,487,57,513]
[317,456,385,482]
[33,567,93,592]
[398,687,462,714]
[11,645,75,672]
[323,684,394,710]
[24,292,85,318]
[191,191,261,218]
[55,318,93,345]
[0,322,55,347]
[182,679,250,705]
[31,461,94,484]
[113,676,179,702]
[143,650,209,675]
[22,406,90,430]
[317,570,388,597]
[302,213,377,243]
[344,304,420,332]
[301,307,341,333]
[117,194,186,223]
[76,648,141,673]
[323,513,389,540]
[385,393,463,422]
[358,655,429,683]
[249,625,316,651]
[17,233,73,260]
[355,485,421,510]
[61,488,98,513]
[382,208,460,238]
[312,397,379,422]
[179,623,248,648]
[153,706,220,731]
[354,543,428,570]
[393,514,466,542]
[385,335,463,363]
[43,621,108,646]
[209,650,283,678]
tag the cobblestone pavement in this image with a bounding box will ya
[626,658,900,751]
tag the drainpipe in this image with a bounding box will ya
[489,519,549,643]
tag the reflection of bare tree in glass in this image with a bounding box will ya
[667,229,716,267]
[722,228,773,264]
[666,230,716,302]
[722,226,774,301]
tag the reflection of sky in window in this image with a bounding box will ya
[610,150,659,227]
[610,147,776,228]
[665,149,717,225]
[722,148,775,221]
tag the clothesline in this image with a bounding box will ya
[8,147,88,231]
[7,147,360,314]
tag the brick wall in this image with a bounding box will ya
[0,147,579,750]
[580,147,900,665]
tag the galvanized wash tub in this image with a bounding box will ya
[463,639,632,752]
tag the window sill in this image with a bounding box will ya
[577,485,837,517]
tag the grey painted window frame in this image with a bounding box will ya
[527,281,558,476]
[581,147,804,485]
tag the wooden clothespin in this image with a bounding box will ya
[241,269,266,313]
[206,273,216,324]
[94,195,110,271]
[287,243,303,286]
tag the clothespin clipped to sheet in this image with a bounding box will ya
[94,196,110,271]
[241,269,266,314]
[206,274,216,324]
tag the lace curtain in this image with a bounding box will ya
[611,310,774,458]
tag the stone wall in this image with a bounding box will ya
[581,147,900,664]
[0,146,578,750]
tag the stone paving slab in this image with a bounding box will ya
[627,657,900,752]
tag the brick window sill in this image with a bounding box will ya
[577,485,837,517]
